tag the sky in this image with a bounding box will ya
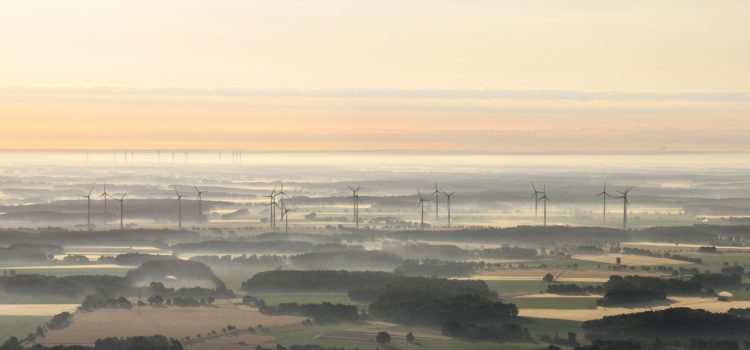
[1,0,749,152]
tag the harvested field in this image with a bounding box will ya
[518,297,750,321]
[37,300,306,346]
[0,304,79,316]
[572,253,688,266]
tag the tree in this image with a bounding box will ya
[543,273,554,282]
[376,332,391,345]
[406,332,415,343]
[148,295,164,306]
[1,336,21,350]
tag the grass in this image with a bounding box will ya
[486,280,549,295]
[517,317,583,337]
[681,252,750,272]
[0,316,49,343]
[211,266,267,290]
[0,292,82,304]
[267,322,569,350]
[486,280,602,295]
[1,268,130,277]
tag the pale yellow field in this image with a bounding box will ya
[38,300,306,346]
[519,297,750,321]
[573,253,688,266]
[0,304,79,316]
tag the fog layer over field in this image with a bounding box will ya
[1,151,749,230]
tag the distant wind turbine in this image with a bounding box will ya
[262,187,278,231]
[194,185,207,223]
[416,191,430,231]
[615,186,633,229]
[537,185,551,227]
[113,193,127,230]
[432,182,440,219]
[98,184,112,223]
[531,183,543,219]
[283,207,295,234]
[174,187,186,230]
[79,186,94,231]
[347,185,361,230]
[277,184,288,222]
[441,190,456,228]
[596,183,612,222]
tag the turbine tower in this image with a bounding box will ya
[263,188,278,231]
[531,183,543,219]
[347,185,360,230]
[432,182,440,218]
[596,183,611,222]
[616,186,633,229]
[441,190,456,228]
[79,187,94,231]
[98,184,112,223]
[537,185,551,227]
[113,193,127,230]
[194,185,207,223]
[174,187,186,230]
[277,184,288,223]
[416,191,430,231]
[283,207,295,234]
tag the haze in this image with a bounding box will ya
[2,0,750,152]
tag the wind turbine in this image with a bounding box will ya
[174,187,186,230]
[98,184,112,223]
[537,185,551,227]
[432,182,440,219]
[596,183,612,222]
[347,185,361,230]
[79,186,94,231]
[277,184,288,222]
[113,193,127,230]
[262,188,278,231]
[616,186,633,229]
[283,207,295,234]
[531,183,543,219]
[441,190,456,228]
[194,185,207,223]
[416,191,430,231]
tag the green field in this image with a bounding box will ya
[486,280,549,295]
[264,321,573,350]
[211,266,267,290]
[0,292,82,304]
[0,316,49,343]
[487,280,603,296]
[0,267,131,277]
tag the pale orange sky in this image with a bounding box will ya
[1,1,749,152]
